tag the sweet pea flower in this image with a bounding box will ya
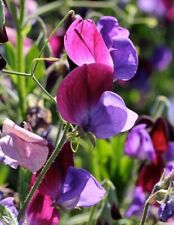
[159,196,174,222]
[137,0,166,17]
[124,124,155,161]
[57,63,138,139]
[27,143,106,225]
[125,186,146,218]
[64,16,138,81]
[0,192,18,225]
[97,16,138,80]
[0,118,49,172]
[151,46,173,71]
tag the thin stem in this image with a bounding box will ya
[86,206,96,225]
[18,124,69,221]
[2,69,30,77]
[31,10,74,76]
[140,202,149,225]
[32,75,56,103]
[2,69,56,103]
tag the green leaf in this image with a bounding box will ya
[4,43,17,84]
[0,204,18,225]
[0,165,10,184]
[25,44,46,93]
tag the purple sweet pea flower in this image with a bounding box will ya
[165,142,174,162]
[57,63,138,139]
[0,118,49,172]
[125,186,146,218]
[64,16,138,81]
[159,196,174,222]
[27,143,105,225]
[97,16,138,81]
[124,124,155,161]
[0,193,18,224]
[57,166,106,209]
[168,98,174,125]
[151,46,173,71]
[137,0,166,17]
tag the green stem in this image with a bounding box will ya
[31,10,74,76]
[18,124,69,221]
[32,75,56,103]
[16,8,26,118]
[139,202,149,225]
[2,69,55,103]
[86,206,96,225]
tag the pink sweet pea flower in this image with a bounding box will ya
[64,17,138,81]
[64,17,113,68]
[0,118,49,172]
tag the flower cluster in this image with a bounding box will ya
[57,16,138,139]
[0,14,139,225]
[125,116,174,221]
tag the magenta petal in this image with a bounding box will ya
[64,18,113,67]
[57,63,113,125]
[111,38,138,81]
[89,91,137,138]
[56,167,106,209]
[27,192,60,225]
[37,143,74,199]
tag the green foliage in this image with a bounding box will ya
[25,44,46,93]
[76,134,134,201]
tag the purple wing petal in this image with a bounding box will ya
[0,197,18,218]
[27,192,60,225]
[64,18,113,67]
[111,38,138,81]
[121,108,138,132]
[0,135,49,172]
[57,167,106,209]
[124,124,155,161]
[57,63,113,125]
[0,145,18,169]
[88,91,137,138]
[97,16,129,48]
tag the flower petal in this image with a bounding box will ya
[0,145,18,169]
[27,192,60,225]
[3,118,47,145]
[37,143,74,199]
[0,135,48,172]
[88,91,137,138]
[121,108,138,132]
[124,124,155,161]
[111,38,138,81]
[64,18,113,67]
[97,16,129,48]
[56,167,106,209]
[57,63,113,125]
